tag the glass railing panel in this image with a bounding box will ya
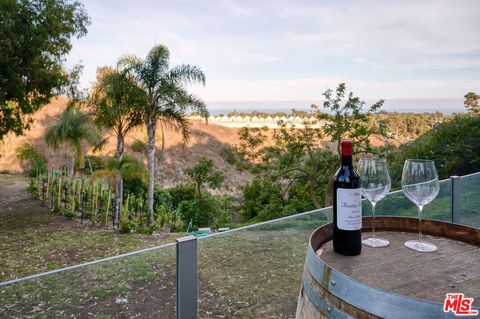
[367,178,452,221]
[460,172,480,228]
[0,244,176,318]
[197,207,331,319]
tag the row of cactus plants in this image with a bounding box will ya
[31,170,154,231]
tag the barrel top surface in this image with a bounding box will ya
[317,226,480,307]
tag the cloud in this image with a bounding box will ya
[352,56,480,71]
[67,0,480,100]
[190,77,480,100]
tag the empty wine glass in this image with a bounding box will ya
[401,159,440,252]
[358,158,391,248]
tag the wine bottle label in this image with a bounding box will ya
[336,188,362,230]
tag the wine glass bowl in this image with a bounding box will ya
[358,158,391,248]
[401,159,440,252]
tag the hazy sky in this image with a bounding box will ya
[67,0,480,101]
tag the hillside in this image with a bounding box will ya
[0,97,257,196]
[0,97,396,196]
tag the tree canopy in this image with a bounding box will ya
[319,83,384,154]
[45,106,100,174]
[0,0,90,139]
[119,44,207,225]
[464,92,479,115]
[186,157,224,200]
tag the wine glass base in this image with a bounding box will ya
[404,240,437,252]
[362,237,390,248]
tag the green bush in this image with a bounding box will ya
[123,178,147,198]
[85,156,105,171]
[28,178,39,199]
[119,220,137,234]
[16,143,47,177]
[387,115,480,187]
[241,176,315,222]
[64,211,76,219]
[220,146,238,165]
[137,224,157,235]
[155,205,171,228]
[154,186,173,211]
[177,192,234,229]
[241,177,284,221]
[168,183,196,209]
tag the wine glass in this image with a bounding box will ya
[401,159,440,252]
[358,158,391,248]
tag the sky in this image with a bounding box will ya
[67,0,480,107]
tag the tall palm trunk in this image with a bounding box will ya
[146,111,156,225]
[114,133,125,228]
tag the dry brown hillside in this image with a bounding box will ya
[0,97,395,196]
[0,97,256,196]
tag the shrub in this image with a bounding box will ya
[241,176,313,222]
[177,192,234,229]
[137,224,157,235]
[119,220,137,234]
[16,143,47,177]
[177,199,202,228]
[241,177,284,220]
[64,211,76,219]
[168,183,196,209]
[220,146,238,165]
[28,177,39,198]
[85,156,105,171]
[387,115,480,187]
[155,205,172,228]
[154,186,173,211]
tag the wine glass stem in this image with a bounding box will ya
[371,202,376,240]
[418,205,423,243]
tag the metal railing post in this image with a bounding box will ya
[451,176,461,224]
[176,235,197,319]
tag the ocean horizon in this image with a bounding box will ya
[205,97,465,115]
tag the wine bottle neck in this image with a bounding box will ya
[341,155,353,167]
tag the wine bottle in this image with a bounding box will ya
[333,140,362,255]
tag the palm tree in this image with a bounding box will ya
[45,106,100,175]
[119,45,208,225]
[90,66,147,226]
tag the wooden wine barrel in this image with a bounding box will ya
[296,216,480,319]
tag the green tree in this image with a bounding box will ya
[319,83,384,154]
[318,83,384,205]
[90,66,147,226]
[387,115,480,186]
[0,0,90,139]
[119,45,208,225]
[464,92,480,115]
[236,126,268,162]
[185,158,224,202]
[45,106,100,175]
[271,120,338,208]
[241,176,284,220]
[16,143,48,177]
